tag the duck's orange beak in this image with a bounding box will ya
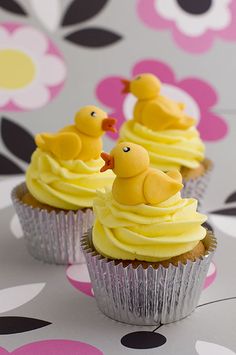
[102,117,117,133]
[121,79,130,94]
[100,152,114,172]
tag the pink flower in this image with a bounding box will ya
[96,59,227,141]
[137,0,236,53]
[0,23,66,111]
[203,262,217,289]
[0,340,103,355]
[66,264,94,297]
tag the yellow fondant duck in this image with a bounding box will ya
[35,106,117,161]
[122,73,196,131]
[100,142,183,205]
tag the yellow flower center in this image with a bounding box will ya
[0,49,35,89]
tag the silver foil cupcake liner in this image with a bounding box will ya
[82,230,216,325]
[11,183,94,265]
[182,165,213,208]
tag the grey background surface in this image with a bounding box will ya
[0,0,236,354]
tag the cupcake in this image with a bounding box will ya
[119,73,213,206]
[12,105,116,264]
[82,142,216,325]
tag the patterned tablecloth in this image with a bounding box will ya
[0,1,236,354]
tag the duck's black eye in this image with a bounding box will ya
[91,111,96,117]
[136,76,141,80]
[123,147,130,153]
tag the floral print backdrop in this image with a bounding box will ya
[0,1,236,354]
[138,0,236,53]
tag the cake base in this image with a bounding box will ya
[181,158,213,208]
[116,241,205,269]
[21,192,64,213]
[12,183,94,264]
[82,231,216,325]
[181,158,212,181]
[21,192,89,213]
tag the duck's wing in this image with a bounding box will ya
[142,101,181,131]
[144,170,183,205]
[59,125,78,134]
[160,97,196,128]
[35,132,81,160]
[144,99,197,130]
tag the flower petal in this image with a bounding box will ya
[197,112,228,141]
[6,340,104,354]
[225,191,236,204]
[0,155,23,175]
[196,340,236,355]
[12,26,48,54]
[179,79,218,107]
[66,264,93,297]
[207,2,231,31]
[66,264,91,283]
[123,94,136,120]
[40,55,66,86]
[0,0,27,16]
[0,346,8,354]
[0,283,45,314]
[96,76,124,107]
[137,0,236,53]
[1,117,35,163]
[0,316,51,334]
[62,0,108,26]
[203,262,216,289]
[30,0,61,32]
[65,27,122,47]
[13,84,50,110]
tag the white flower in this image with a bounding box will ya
[196,340,236,355]
[156,0,231,37]
[0,283,45,313]
[0,24,66,111]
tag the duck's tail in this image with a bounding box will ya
[35,133,49,151]
[166,170,183,184]
[180,116,196,129]
[165,115,196,130]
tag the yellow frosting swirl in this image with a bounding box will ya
[93,190,207,262]
[26,148,114,210]
[119,120,205,171]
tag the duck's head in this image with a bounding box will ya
[121,73,161,100]
[101,142,149,178]
[75,105,117,137]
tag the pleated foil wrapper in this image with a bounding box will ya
[11,183,94,265]
[182,164,213,208]
[82,230,216,325]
